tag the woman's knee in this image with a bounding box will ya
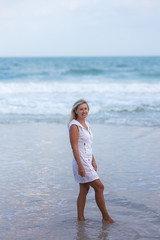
[90,180,104,192]
[97,182,104,192]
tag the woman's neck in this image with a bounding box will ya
[76,118,85,125]
[76,118,88,130]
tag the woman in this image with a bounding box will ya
[68,99,114,223]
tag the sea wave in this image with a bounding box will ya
[0,57,160,126]
[1,81,160,94]
[0,80,160,126]
[63,68,106,76]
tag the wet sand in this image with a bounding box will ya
[0,122,160,240]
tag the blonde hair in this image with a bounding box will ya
[68,99,89,126]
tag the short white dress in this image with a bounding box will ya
[69,119,99,183]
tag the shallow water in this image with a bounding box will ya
[0,122,160,240]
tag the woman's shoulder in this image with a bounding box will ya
[69,119,91,130]
[68,119,82,130]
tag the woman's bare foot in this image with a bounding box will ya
[77,217,85,221]
[102,217,114,224]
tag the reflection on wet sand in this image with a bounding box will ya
[75,220,110,240]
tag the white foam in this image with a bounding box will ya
[0,81,160,94]
[0,81,160,126]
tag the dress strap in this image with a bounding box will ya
[68,119,82,130]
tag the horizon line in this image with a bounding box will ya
[0,55,160,58]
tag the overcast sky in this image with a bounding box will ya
[0,0,160,57]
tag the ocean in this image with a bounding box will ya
[0,57,160,240]
[0,56,160,126]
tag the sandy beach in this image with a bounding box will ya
[0,122,160,240]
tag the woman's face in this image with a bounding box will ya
[75,103,89,120]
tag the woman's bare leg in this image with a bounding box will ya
[89,179,114,223]
[77,183,90,221]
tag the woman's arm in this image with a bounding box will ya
[92,155,97,171]
[69,125,85,177]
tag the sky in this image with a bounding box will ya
[0,0,160,57]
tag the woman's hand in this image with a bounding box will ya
[92,162,97,171]
[78,165,85,177]
[92,156,97,171]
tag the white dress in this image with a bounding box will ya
[69,119,99,183]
